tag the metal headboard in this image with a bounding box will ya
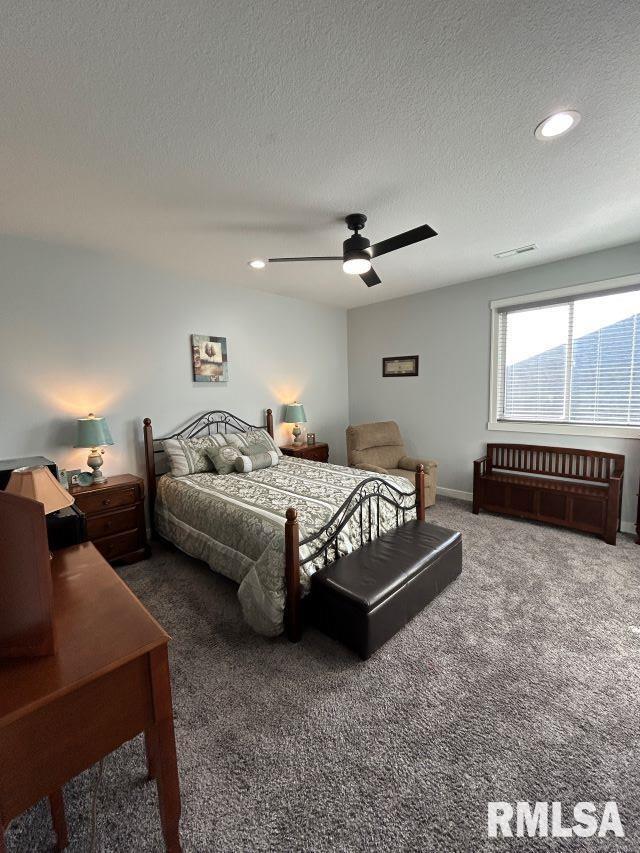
[143,408,274,525]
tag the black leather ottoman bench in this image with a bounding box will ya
[309,520,462,659]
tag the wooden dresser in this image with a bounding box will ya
[280,442,329,463]
[71,474,149,564]
[0,543,181,852]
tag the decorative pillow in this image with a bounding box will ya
[234,450,279,473]
[205,443,242,475]
[162,434,227,477]
[226,429,282,457]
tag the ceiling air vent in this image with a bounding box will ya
[494,244,537,259]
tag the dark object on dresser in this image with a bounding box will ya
[46,505,87,551]
[0,490,55,659]
[473,443,624,545]
[280,442,329,463]
[0,456,58,491]
[310,522,462,659]
[70,474,149,564]
[0,542,182,852]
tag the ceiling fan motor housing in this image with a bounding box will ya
[343,233,371,261]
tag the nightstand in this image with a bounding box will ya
[280,442,329,463]
[70,474,149,565]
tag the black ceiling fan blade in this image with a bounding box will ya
[268,256,342,263]
[369,224,437,258]
[360,266,381,287]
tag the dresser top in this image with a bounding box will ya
[0,542,166,725]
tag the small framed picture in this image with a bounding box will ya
[307,433,316,445]
[191,334,229,382]
[382,355,419,377]
[67,468,81,487]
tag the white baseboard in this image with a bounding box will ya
[436,486,636,536]
[437,486,473,502]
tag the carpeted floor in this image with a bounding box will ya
[6,498,640,852]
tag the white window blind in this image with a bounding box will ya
[496,287,640,427]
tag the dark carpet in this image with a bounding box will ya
[6,498,640,852]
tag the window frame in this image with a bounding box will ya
[488,274,640,440]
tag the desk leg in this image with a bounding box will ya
[149,646,181,853]
[49,790,68,851]
[144,727,159,780]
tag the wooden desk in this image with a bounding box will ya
[0,543,181,852]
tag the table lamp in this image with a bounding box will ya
[75,413,114,483]
[284,403,307,446]
[6,465,74,514]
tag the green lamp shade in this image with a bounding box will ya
[75,415,114,448]
[283,403,307,424]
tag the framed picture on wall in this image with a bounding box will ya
[191,335,229,382]
[382,355,419,377]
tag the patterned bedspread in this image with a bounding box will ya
[155,457,416,636]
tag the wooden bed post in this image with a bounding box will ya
[284,508,301,642]
[266,408,274,439]
[415,464,425,522]
[143,418,157,537]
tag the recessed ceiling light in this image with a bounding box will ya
[248,259,266,269]
[534,110,581,141]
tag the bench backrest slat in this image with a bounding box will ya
[486,443,624,482]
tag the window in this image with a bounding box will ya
[490,278,640,438]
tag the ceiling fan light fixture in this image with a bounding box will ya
[248,259,266,269]
[343,252,372,275]
[343,257,372,275]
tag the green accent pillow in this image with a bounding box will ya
[205,443,242,475]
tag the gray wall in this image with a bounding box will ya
[0,236,349,478]
[348,241,640,528]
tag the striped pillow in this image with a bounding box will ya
[226,429,282,456]
[162,434,227,476]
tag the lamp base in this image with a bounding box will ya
[87,448,107,484]
[292,424,304,446]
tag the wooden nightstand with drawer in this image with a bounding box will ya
[70,473,149,565]
[280,442,329,463]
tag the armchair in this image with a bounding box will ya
[346,420,437,507]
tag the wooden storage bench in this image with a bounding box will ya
[473,443,624,545]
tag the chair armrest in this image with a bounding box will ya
[398,456,437,472]
[354,463,388,475]
[474,456,488,474]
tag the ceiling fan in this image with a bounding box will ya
[253,213,438,287]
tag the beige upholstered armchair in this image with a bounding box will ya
[346,421,437,507]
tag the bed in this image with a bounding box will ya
[143,409,426,639]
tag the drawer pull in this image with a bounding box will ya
[102,498,112,507]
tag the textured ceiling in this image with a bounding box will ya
[1,0,640,308]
